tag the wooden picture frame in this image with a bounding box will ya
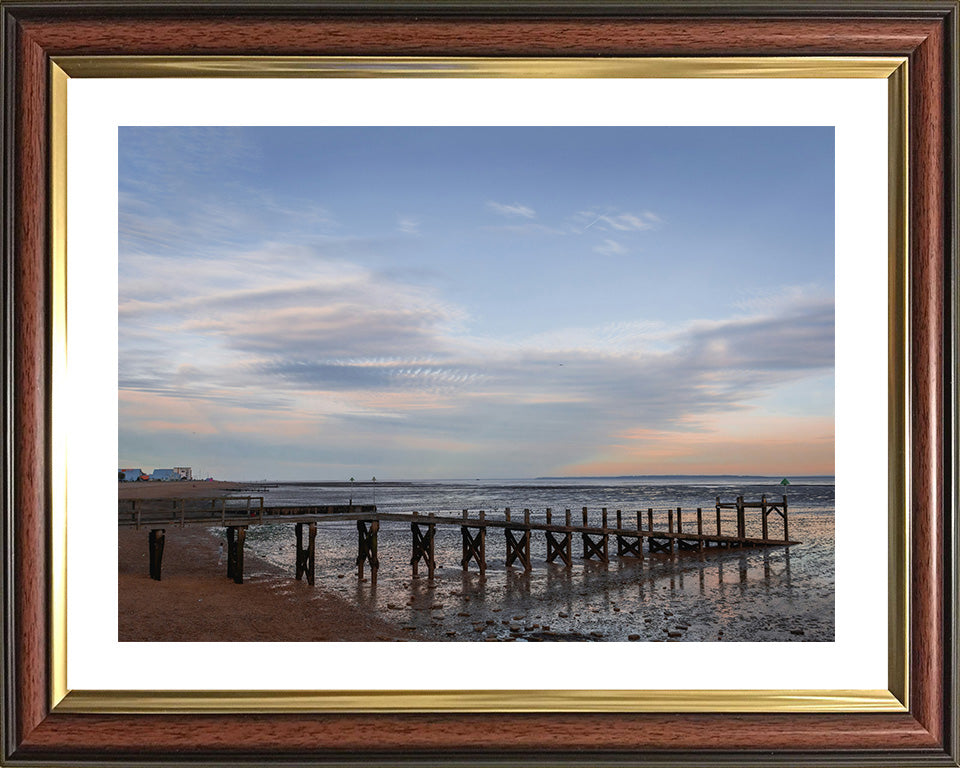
[2,2,957,765]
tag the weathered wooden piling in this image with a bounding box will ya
[648,508,653,531]
[226,525,246,584]
[544,508,573,567]
[581,507,609,563]
[411,518,436,579]
[616,512,644,558]
[148,529,165,580]
[505,509,533,571]
[676,507,683,534]
[356,520,379,582]
[460,510,486,573]
[295,521,316,585]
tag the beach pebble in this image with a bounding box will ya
[664,610,673,616]
[558,612,569,618]
[667,631,683,638]
[790,629,805,636]
[457,612,470,617]
[386,603,400,610]
[590,631,604,638]
[628,634,641,641]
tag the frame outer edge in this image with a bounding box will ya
[1,3,17,763]
[945,2,960,762]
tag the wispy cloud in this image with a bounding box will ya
[397,216,420,235]
[593,239,627,256]
[486,201,536,219]
[576,209,661,233]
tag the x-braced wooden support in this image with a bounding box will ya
[581,531,609,562]
[295,522,316,585]
[461,525,486,573]
[616,534,643,558]
[648,536,673,554]
[505,527,532,571]
[411,522,436,578]
[545,530,572,566]
[356,520,379,582]
[226,525,247,583]
[677,538,701,551]
[148,529,165,580]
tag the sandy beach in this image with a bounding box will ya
[118,481,416,642]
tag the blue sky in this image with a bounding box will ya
[119,126,834,481]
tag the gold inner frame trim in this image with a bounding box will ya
[49,55,910,715]
[53,55,905,79]
[58,688,903,715]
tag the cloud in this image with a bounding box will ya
[397,216,420,235]
[576,209,661,233]
[486,201,536,219]
[593,239,627,256]
[120,278,834,477]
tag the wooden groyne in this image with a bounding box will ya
[121,495,796,585]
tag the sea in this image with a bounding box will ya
[233,476,835,642]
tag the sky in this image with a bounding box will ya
[118,126,835,481]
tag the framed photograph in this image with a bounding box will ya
[2,2,957,766]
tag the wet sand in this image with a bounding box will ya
[118,481,417,642]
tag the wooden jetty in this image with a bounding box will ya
[120,495,796,585]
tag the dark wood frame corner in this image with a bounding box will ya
[2,2,957,765]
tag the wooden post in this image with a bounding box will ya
[716,501,722,536]
[676,507,682,534]
[648,508,653,531]
[565,509,571,527]
[356,520,379,582]
[524,508,530,525]
[307,522,316,585]
[148,529,165,580]
[505,506,511,522]
[226,526,236,579]
[233,525,247,584]
[782,495,789,541]
[582,507,588,527]
[295,522,304,579]
[602,508,608,530]
[411,521,436,579]
[668,508,674,533]
[616,510,622,529]
[761,494,769,541]
[546,507,552,525]
[479,511,486,571]
[636,510,642,530]
[697,508,703,536]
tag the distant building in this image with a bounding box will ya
[173,466,193,480]
[150,468,180,481]
[118,468,143,482]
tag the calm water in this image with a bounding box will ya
[232,477,834,642]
